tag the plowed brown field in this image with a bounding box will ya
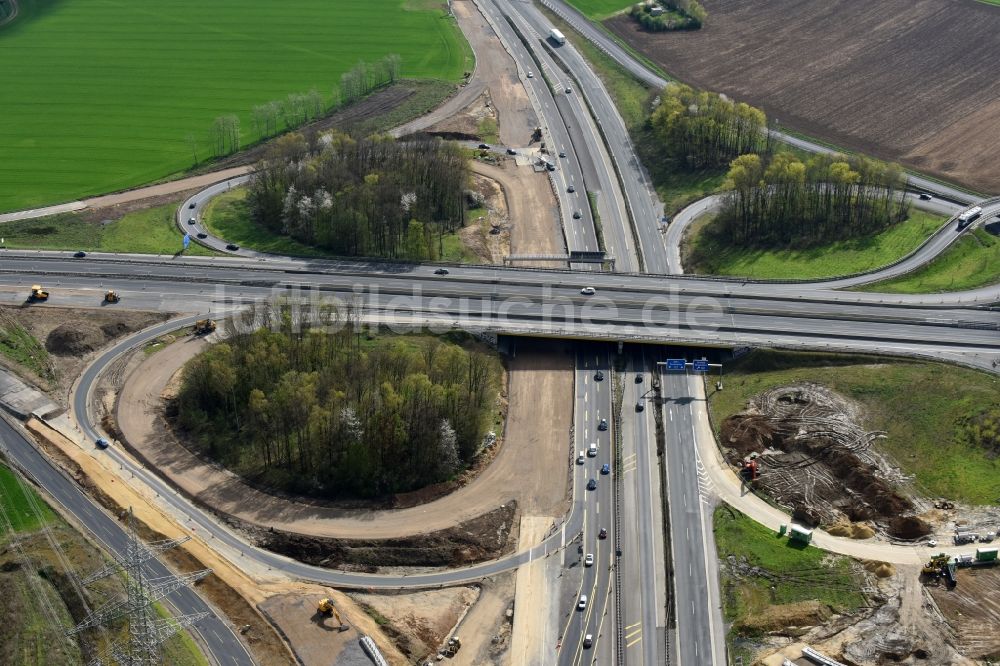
[606,0,1000,193]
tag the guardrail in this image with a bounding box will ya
[359,635,389,666]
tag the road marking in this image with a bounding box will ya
[625,621,642,630]
[669,410,673,422]
[691,600,696,615]
[626,635,643,648]
[625,627,642,640]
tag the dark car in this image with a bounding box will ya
[546,163,556,172]
[567,185,575,193]
[478,143,490,149]
[635,374,643,383]
[559,151,567,158]
[73,251,86,258]
[601,463,610,475]
[594,370,604,381]
[635,402,644,412]
[95,437,110,449]
[506,148,517,155]
[598,527,607,539]
[225,243,239,251]
[434,268,449,275]
[187,217,197,224]
[918,193,932,201]
[565,87,572,94]
[598,418,608,431]
[587,478,597,491]
[188,202,196,209]
[573,211,582,219]
[196,232,208,239]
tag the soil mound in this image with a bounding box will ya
[45,323,104,356]
[722,383,926,539]
[736,600,832,632]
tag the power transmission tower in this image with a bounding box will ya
[67,508,211,666]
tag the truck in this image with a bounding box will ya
[549,28,566,45]
[957,206,982,229]
[954,532,978,545]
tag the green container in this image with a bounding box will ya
[778,524,787,536]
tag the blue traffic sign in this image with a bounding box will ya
[692,360,710,372]
[666,359,686,371]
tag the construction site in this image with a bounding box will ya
[717,381,1000,665]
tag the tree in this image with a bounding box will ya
[437,419,460,478]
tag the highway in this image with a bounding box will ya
[0,415,256,666]
[559,348,616,665]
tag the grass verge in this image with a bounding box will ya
[0,204,217,256]
[708,350,1000,505]
[683,210,945,279]
[859,227,1000,293]
[715,504,865,658]
[587,191,606,252]
[562,0,635,20]
[0,463,56,535]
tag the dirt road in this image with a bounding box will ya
[510,516,559,666]
[471,161,564,261]
[115,335,573,539]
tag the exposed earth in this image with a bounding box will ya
[607,0,1000,193]
[719,383,931,540]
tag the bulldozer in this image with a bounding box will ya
[104,290,120,304]
[192,319,216,335]
[27,285,49,302]
[317,598,349,632]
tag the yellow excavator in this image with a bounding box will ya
[317,598,349,632]
[192,319,216,335]
[104,290,120,303]
[27,285,49,302]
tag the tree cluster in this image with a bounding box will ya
[246,131,468,259]
[649,83,768,169]
[629,0,706,31]
[196,54,402,160]
[175,307,502,499]
[719,152,909,245]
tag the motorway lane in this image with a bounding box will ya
[659,368,724,666]
[514,1,664,273]
[0,415,256,666]
[476,0,601,256]
[3,250,997,307]
[560,348,615,665]
[619,352,663,665]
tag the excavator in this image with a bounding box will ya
[317,598,349,632]
[192,319,216,335]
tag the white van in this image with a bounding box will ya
[588,442,598,457]
[576,451,585,465]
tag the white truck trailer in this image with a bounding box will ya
[549,28,566,45]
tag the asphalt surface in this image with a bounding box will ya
[559,348,615,665]
[0,415,256,666]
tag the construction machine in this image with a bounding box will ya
[104,290,120,304]
[441,636,462,658]
[317,598,349,632]
[192,319,216,335]
[922,553,949,576]
[27,285,49,302]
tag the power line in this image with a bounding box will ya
[68,508,210,666]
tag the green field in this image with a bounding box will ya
[684,210,944,279]
[860,227,1000,293]
[714,504,864,658]
[708,350,1000,505]
[563,0,635,19]
[0,0,471,213]
[0,463,56,535]
[0,203,217,256]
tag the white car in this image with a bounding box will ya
[527,71,534,78]
[580,287,596,295]
[577,594,588,610]
[584,553,594,567]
